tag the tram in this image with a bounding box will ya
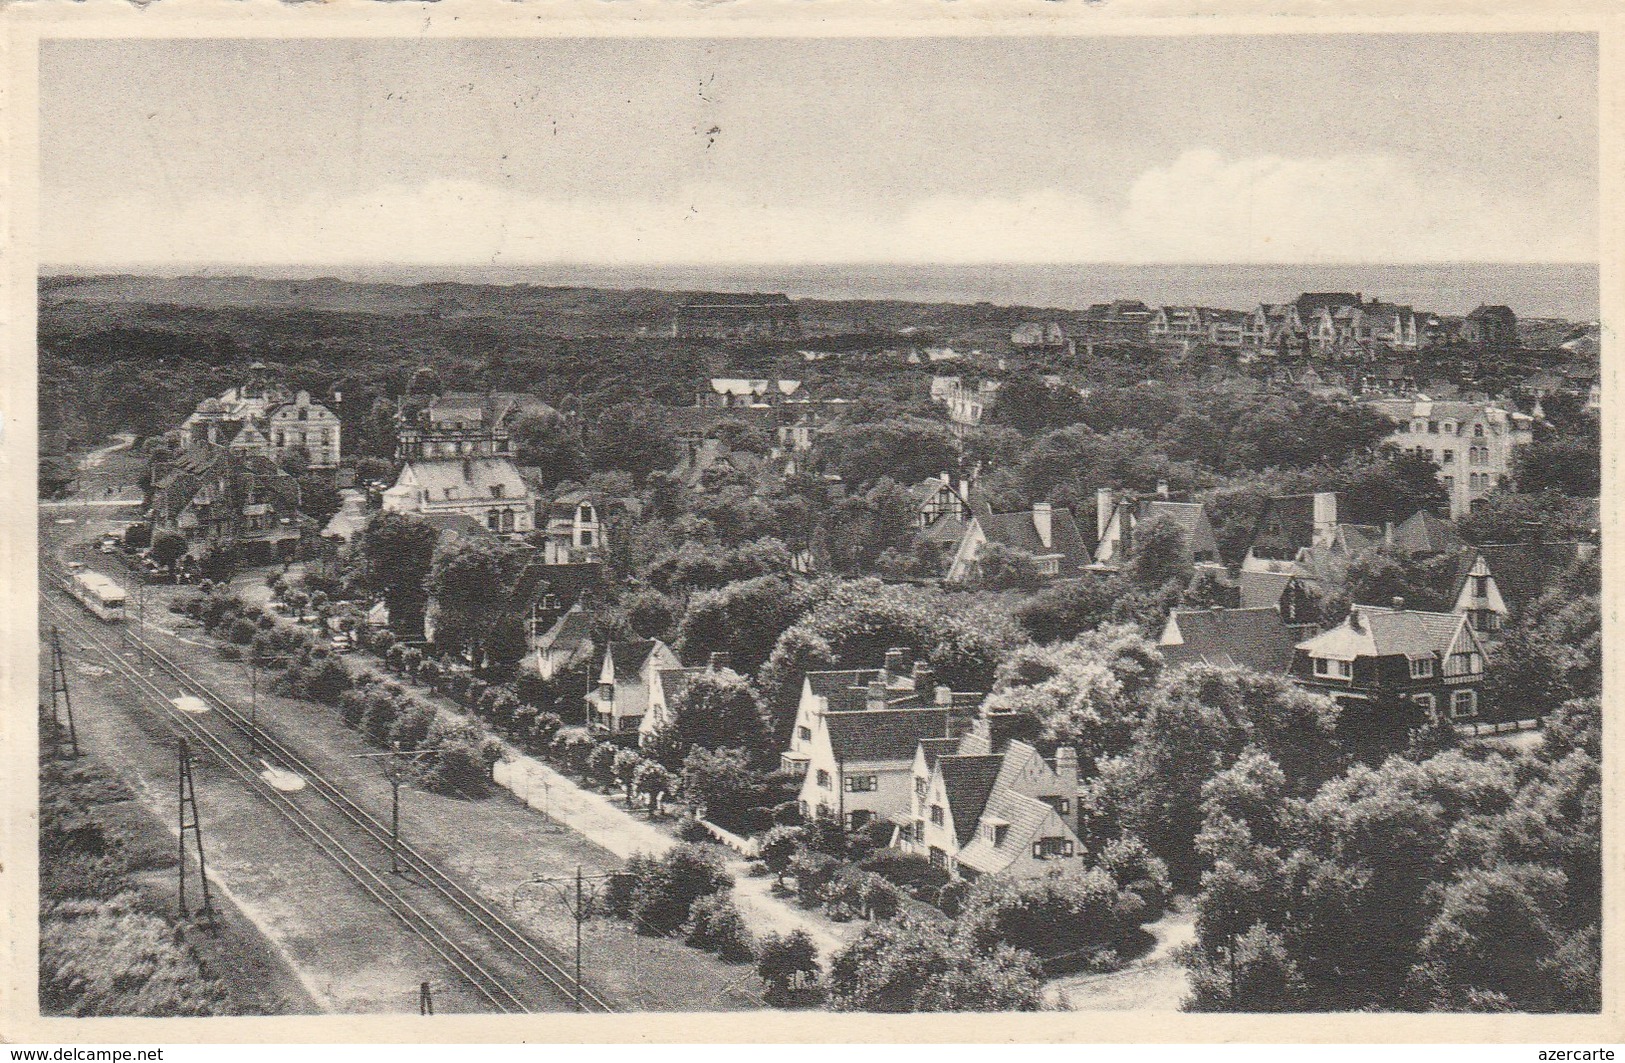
[70,570,128,622]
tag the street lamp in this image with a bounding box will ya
[352,742,436,873]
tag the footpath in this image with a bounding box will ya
[494,755,855,961]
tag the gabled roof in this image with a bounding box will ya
[825,708,950,764]
[916,737,960,772]
[1129,499,1218,553]
[1392,510,1467,557]
[975,506,1092,569]
[1331,523,1384,556]
[936,754,1005,846]
[608,639,662,678]
[1474,542,1585,613]
[1160,607,1298,674]
[1248,495,1320,561]
[1238,568,1310,610]
[954,789,1064,876]
[537,606,593,653]
[1297,605,1467,661]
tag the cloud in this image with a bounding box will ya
[44,151,1593,266]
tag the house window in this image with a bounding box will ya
[930,804,944,826]
[1442,449,1455,464]
[491,484,504,499]
[1474,424,1485,437]
[1409,658,1435,679]
[992,824,1009,847]
[1032,837,1075,860]
[914,777,928,799]
[846,811,873,831]
[1451,690,1478,720]
[1442,422,1455,434]
[913,820,925,844]
[798,726,812,742]
[1444,476,1455,493]
[1473,575,1489,597]
[487,510,502,531]
[1428,420,1439,434]
[1314,657,1352,679]
[1413,693,1437,715]
[844,774,878,793]
[816,769,832,789]
[928,847,946,869]
[1043,796,1071,816]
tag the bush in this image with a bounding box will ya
[532,712,564,748]
[390,699,437,751]
[361,691,401,745]
[227,618,258,645]
[791,851,841,907]
[421,716,502,796]
[626,844,733,936]
[685,893,756,962]
[757,930,823,1006]
[338,688,369,730]
[937,879,971,917]
[860,851,951,900]
[586,743,620,790]
[772,801,804,827]
[677,817,713,844]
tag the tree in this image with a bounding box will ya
[584,403,676,483]
[678,746,762,824]
[958,866,1155,960]
[149,528,188,569]
[818,418,958,491]
[757,929,821,1004]
[586,742,619,790]
[635,760,674,814]
[1127,515,1193,590]
[1332,449,1448,526]
[424,537,535,669]
[647,671,771,766]
[1013,574,1119,644]
[122,522,152,550]
[973,542,1043,590]
[357,512,440,640]
[622,588,680,642]
[612,748,644,803]
[676,576,813,677]
[759,825,805,885]
[511,412,588,488]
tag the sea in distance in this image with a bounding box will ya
[122,261,1599,322]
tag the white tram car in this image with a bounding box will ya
[71,570,128,622]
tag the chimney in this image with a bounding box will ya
[866,679,888,711]
[1096,487,1114,544]
[1392,596,1406,612]
[707,651,732,671]
[934,683,953,707]
[884,647,910,678]
[1053,746,1079,783]
[1033,501,1053,550]
[1384,521,1395,546]
[1156,479,1170,499]
[1313,491,1338,542]
[912,660,934,692]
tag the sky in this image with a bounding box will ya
[39,34,1598,267]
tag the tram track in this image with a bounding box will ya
[42,570,615,1014]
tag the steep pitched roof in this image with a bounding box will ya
[608,639,661,677]
[825,709,950,763]
[1297,605,1465,661]
[954,789,1062,876]
[1161,607,1298,674]
[976,506,1092,570]
[537,606,592,653]
[1239,568,1304,610]
[936,754,1005,846]
[917,737,960,772]
[1249,495,1319,560]
[1392,510,1468,557]
[1294,292,1361,316]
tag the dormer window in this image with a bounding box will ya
[1409,657,1435,679]
[491,484,504,499]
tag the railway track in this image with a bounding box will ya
[42,571,615,1014]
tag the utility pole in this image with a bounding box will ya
[243,654,296,758]
[515,865,617,1012]
[352,743,435,873]
[48,626,79,758]
[177,737,215,926]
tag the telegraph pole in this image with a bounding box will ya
[48,626,79,758]
[177,737,216,926]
